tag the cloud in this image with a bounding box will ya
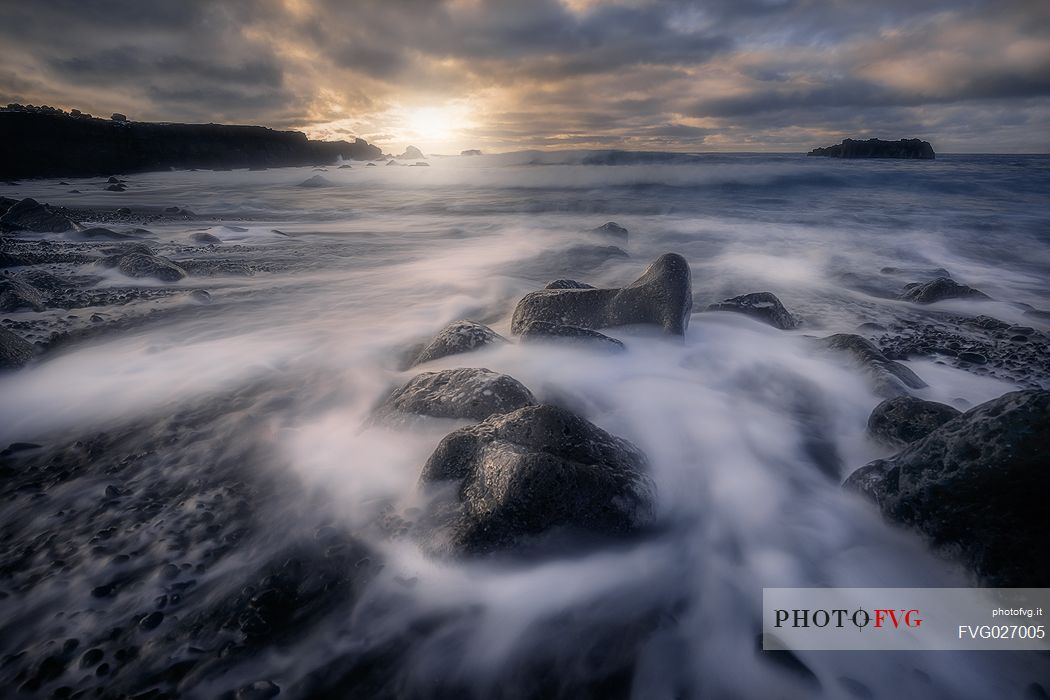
[0,0,1047,152]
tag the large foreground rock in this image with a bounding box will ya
[0,327,34,369]
[418,404,655,554]
[816,333,926,398]
[518,320,625,351]
[899,277,990,304]
[409,320,508,367]
[0,275,47,311]
[844,390,1050,586]
[0,198,79,233]
[706,292,798,330]
[866,396,961,447]
[373,368,536,423]
[511,253,692,335]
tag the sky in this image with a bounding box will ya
[1,0,1048,154]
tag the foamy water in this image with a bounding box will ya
[2,152,1048,697]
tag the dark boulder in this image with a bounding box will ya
[105,253,188,282]
[0,198,79,233]
[70,227,132,241]
[511,253,693,336]
[544,279,595,290]
[0,327,34,369]
[0,275,47,311]
[591,221,628,243]
[899,277,990,304]
[706,292,798,330]
[518,320,625,351]
[844,390,1050,586]
[418,404,655,554]
[816,334,927,398]
[866,396,961,447]
[808,138,935,159]
[105,183,127,192]
[409,320,508,367]
[191,231,222,244]
[372,368,536,423]
[298,174,332,188]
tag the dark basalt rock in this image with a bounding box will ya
[591,221,628,243]
[418,404,655,554]
[706,291,798,330]
[511,253,693,336]
[373,368,536,423]
[899,277,990,304]
[866,396,961,447]
[0,198,79,233]
[191,231,223,244]
[518,320,625,351]
[298,174,332,188]
[104,253,188,282]
[0,274,47,311]
[409,320,508,367]
[0,327,34,369]
[807,138,935,159]
[844,390,1050,586]
[70,226,133,241]
[544,279,595,290]
[816,333,927,398]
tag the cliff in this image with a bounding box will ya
[807,138,935,159]
[0,110,383,179]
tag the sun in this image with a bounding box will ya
[397,102,475,150]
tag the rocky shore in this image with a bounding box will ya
[808,138,936,159]
[2,193,1049,698]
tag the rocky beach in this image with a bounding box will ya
[2,152,1049,698]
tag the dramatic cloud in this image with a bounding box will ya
[1,0,1047,152]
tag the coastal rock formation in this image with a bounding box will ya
[511,253,693,336]
[518,320,625,351]
[409,320,508,367]
[0,198,79,233]
[845,390,1050,586]
[373,368,536,423]
[460,149,482,156]
[0,327,34,369]
[807,138,935,159]
[398,145,424,160]
[866,396,961,447]
[418,404,655,554]
[898,277,990,304]
[545,279,595,290]
[591,221,629,243]
[706,292,798,330]
[815,333,927,398]
[0,110,383,179]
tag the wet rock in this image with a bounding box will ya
[418,404,655,554]
[844,390,1050,586]
[866,396,961,447]
[338,164,352,169]
[706,291,798,330]
[297,175,332,188]
[0,327,34,369]
[511,253,692,336]
[545,279,595,290]
[189,289,213,304]
[899,277,990,304]
[385,160,400,166]
[399,145,424,160]
[0,198,79,233]
[815,334,927,398]
[138,611,164,631]
[958,351,987,364]
[236,680,281,699]
[0,274,46,311]
[518,320,625,351]
[591,221,628,242]
[409,320,508,367]
[70,226,132,241]
[191,231,222,244]
[106,183,127,192]
[373,368,536,423]
[101,241,155,258]
[106,253,188,282]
